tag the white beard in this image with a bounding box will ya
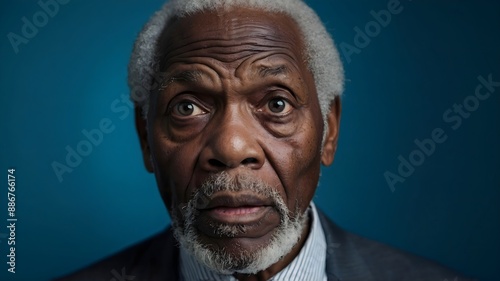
[171,172,308,274]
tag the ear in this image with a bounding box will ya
[135,106,154,173]
[321,97,341,166]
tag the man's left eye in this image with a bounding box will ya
[267,98,292,114]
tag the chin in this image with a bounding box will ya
[173,207,308,274]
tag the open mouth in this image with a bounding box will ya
[205,205,273,224]
[196,192,276,225]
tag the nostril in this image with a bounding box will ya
[241,157,258,165]
[207,157,260,169]
[208,159,226,167]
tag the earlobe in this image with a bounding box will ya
[135,106,154,173]
[321,98,341,166]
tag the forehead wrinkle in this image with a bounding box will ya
[221,20,293,41]
[171,11,295,42]
[158,14,301,69]
[162,33,293,51]
[161,36,298,67]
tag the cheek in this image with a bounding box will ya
[267,117,323,213]
[150,128,201,211]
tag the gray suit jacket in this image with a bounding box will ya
[55,210,475,280]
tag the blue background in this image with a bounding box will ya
[1,0,499,280]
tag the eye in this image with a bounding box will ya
[172,101,206,116]
[267,98,291,114]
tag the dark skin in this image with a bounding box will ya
[135,7,341,281]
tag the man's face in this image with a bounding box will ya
[136,7,339,273]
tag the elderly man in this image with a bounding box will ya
[57,0,473,280]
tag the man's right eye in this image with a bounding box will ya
[172,101,206,117]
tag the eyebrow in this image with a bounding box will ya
[160,70,204,89]
[258,65,289,78]
[159,65,289,91]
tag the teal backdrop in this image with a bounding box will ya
[1,0,499,280]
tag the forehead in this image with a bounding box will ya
[156,7,308,71]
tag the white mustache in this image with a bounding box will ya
[186,172,284,215]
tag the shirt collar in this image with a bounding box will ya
[180,202,327,281]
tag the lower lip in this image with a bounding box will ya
[204,206,271,224]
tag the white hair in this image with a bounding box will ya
[128,0,344,121]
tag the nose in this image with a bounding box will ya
[199,113,265,172]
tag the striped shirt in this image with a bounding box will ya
[180,202,327,281]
